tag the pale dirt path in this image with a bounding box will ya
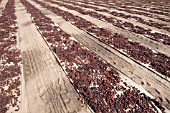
[0,0,8,15]
[15,0,92,113]
[41,0,170,57]
[72,0,170,25]
[29,0,170,109]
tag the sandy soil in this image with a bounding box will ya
[2,0,170,112]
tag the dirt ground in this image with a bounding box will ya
[1,0,170,112]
